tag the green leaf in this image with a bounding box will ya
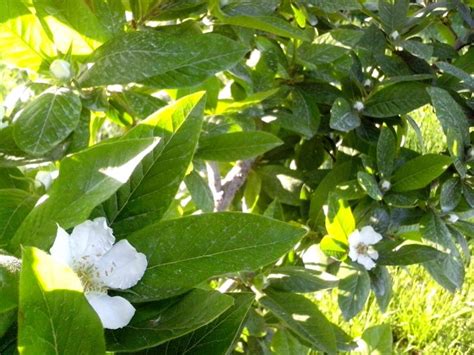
[436,61,474,90]
[126,213,305,302]
[0,167,28,189]
[298,43,349,67]
[400,40,433,61]
[325,194,355,244]
[213,3,311,42]
[185,170,214,213]
[267,266,339,293]
[308,0,360,12]
[270,328,310,355]
[378,0,409,33]
[104,92,205,237]
[377,127,397,178]
[0,0,56,70]
[0,253,21,313]
[391,154,452,192]
[106,289,234,352]
[258,165,303,206]
[420,212,457,253]
[377,244,447,265]
[357,172,383,201]
[309,160,356,227]
[289,89,321,138]
[13,88,82,156]
[338,267,370,320]
[369,266,392,313]
[440,178,462,212]
[364,82,430,118]
[358,324,392,354]
[78,31,248,87]
[195,131,282,161]
[10,138,158,253]
[427,87,470,153]
[329,97,361,132]
[0,190,36,248]
[144,293,254,354]
[424,254,464,292]
[32,0,111,55]
[260,290,337,354]
[320,235,348,259]
[18,247,105,353]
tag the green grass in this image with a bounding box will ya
[314,262,474,354]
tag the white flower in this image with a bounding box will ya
[348,226,382,270]
[35,170,59,190]
[49,217,147,329]
[363,79,372,88]
[380,179,391,192]
[448,213,459,224]
[50,59,72,81]
[389,31,400,41]
[353,101,365,112]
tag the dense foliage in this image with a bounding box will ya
[0,0,473,353]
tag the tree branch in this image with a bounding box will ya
[215,159,254,212]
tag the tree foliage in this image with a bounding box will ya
[0,0,473,353]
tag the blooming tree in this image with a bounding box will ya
[0,0,472,353]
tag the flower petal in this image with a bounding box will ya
[69,217,115,264]
[348,247,359,262]
[348,229,361,246]
[85,292,135,329]
[368,250,379,260]
[357,255,376,270]
[49,225,72,267]
[96,240,147,290]
[302,245,319,265]
[359,226,383,245]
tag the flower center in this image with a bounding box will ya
[356,243,369,255]
[73,260,106,294]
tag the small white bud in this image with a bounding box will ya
[448,213,459,224]
[467,147,474,161]
[390,31,400,41]
[363,79,372,88]
[380,179,391,192]
[353,101,365,112]
[49,59,72,81]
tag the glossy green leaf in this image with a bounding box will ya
[377,127,397,178]
[18,247,105,353]
[105,92,205,237]
[427,87,470,153]
[267,266,339,293]
[196,131,282,161]
[308,0,360,12]
[0,190,36,249]
[10,137,158,253]
[338,267,370,320]
[298,43,348,67]
[378,244,446,265]
[185,170,214,213]
[258,165,303,206]
[357,172,383,201]
[325,194,355,244]
[0,253,20,313]
[423,254,464,292]
[329,98,361,132]
[440,178,462,212]
[270,328,310,355]
[78,31,248,87]
[0,0,56,70]
[369,266,392,313]
[260,290,337,354]
[145,293,254,354]
[391,154,452,192]
[32,0,111,55]
[0,167,27,189]
[358,324,392,354]
[400,40,433,61]
[436,61,474,90]
[106,289,234,352]
[364,82,430,118]
[378,0,409,33]
[126,213,305,302]
[13,88,82,156]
